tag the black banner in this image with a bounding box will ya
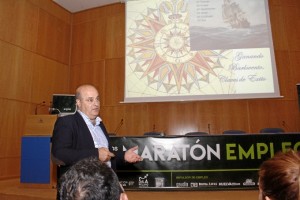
[110,133,300,190]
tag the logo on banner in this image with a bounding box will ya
[219,182,241,186]
[155,177,165,187]
[112,146,118,151]
[190,182,199,188]
[243,179,256,186]
[139,174,149,187]
[120,181,128,187]
[176,182,189,187]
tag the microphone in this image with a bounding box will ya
[35,101,46,115]
[208,123,211,134]
[114,119,124,134]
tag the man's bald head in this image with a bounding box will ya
[75,84,100,120]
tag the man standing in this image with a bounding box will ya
[51,84,142,178]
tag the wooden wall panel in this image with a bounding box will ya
[36,9,71,64]
[289,51,300,87]
[72,3,124,25]
[69,60,106,93]
[71,3,125,65]
[71,20,106,65]
[274,50,293,99]
[123,104,149,135]
[102,103,149,136]
[270,0,300,6]
[0,158,20,179]
[248,100,299,133]
[147,100,250,135]
[282,5,300,51]
[100,104,149,136]
[100,105,125,134]
[0,0,71,179]
[275,50,300,100]
[0,0,39,51]
[147,100,248,135]
[0,99,31,178]
[196,100,250,134]
[28,0,71,23]
[105,11,125,59]
[0,99,30,143]
[103,58,125,105]
[0,139,21,160]
[148,102,200,135]
[31,54,70,103]
[0,41,34,102]
[268,4,289,51]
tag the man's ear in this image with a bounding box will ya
[76,99,80,107]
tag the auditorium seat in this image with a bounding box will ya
[185,132,208,136]
[223,129,246,134]
[259,127,284,133]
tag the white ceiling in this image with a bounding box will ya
[53,0,124,13]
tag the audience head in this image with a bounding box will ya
[258,150,300,200]
[59,156,122,200]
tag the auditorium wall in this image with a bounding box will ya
[0,0,71,179]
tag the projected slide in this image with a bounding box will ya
[125,0,280,103]
[189,0,270,50]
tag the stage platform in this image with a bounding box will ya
[0,178,259,200]
[0,179,55,200]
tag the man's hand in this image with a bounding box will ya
[98,147,115,162]
[124,146,143,163]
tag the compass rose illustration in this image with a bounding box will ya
[126,0,234,96]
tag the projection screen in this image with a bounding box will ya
[124,0,280,103]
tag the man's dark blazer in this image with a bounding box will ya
[51,111,124,178]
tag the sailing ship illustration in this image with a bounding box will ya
[222,0,250,28]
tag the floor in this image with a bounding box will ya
[0,179,55,200]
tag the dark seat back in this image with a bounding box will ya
[259,128,284,133]
[185,132,208,136]
[223,130,246,134]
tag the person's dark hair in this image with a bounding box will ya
[75,85,86,100]
[259,150,300,200]
[75,91,81,100]
[58,156,120,200]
